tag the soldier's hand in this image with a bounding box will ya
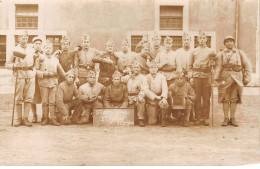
[243,79,250,86]
[138,95,145,102]
[189,78,194,85]
[53,50,62,56]
[155,95,162,100]
[62,115,69,122]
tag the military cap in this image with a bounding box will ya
[164,36,173,43]
[121,38,129,45]
[32,36,42,43]
[18,30,28,38]
[112,70,122,79]
[149,60,159,68]
[152,31,161,40]
[182,32,191,40]
[224,35,235,44]
[43,39,53,48]
[82,34,90,41]
[66,69,75,76]
[87,70,96,77]
[60,35,70,44]
[198,30,207,38]
[106,39,114,46]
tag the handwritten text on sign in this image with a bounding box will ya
[93,108,134,126]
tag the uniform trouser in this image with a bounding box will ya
[146,101,168,125]
[128,101,145,122]
[56,99,83,125]
[74,101,103,122]
[223,82,239,103]
[193,77,211,120]
[15,77,35,105]
[39,86,57,119]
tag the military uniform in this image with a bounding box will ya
[36,40,66,126]
[188,32,215,125]
[214,36,252,126]
[115,51,137,73]
[55,80,84,125]
[6,32,36,127]
[143,70,169,126]
[175,47,192,74]
[168,78,195,126]
[78,79,104,123]
[122,72,146,126]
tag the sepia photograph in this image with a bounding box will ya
[0,0,259,166]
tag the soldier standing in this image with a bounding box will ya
[55,69,86,125]
[155,36,180,86]
[77,70,104,124]
[93,40,118,86]
[6,31,36,127]
[36,40,66,126]
[56,35,79,83]
[143,61,169,127]
[31,36,43,123]
[74,34,102,87]
[214,36,252,127]
[150,32,164,59]
[104,71,129,108]
[121,62,146,127]
[188,31,215,126]
[115,38,137,74]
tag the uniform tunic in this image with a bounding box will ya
[6,44,36,104]
[132,54,150,75]
[114,51,137,73]
[155,49,180,81]
[104,84,128,108]
[175,47,192,73]
[214,48,252,104]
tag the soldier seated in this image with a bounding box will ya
[168,72,195,127]
[104,71,129,108]
[55,69,85,125]
[78,70,104,124]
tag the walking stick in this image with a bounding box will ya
[11,68,19,126]
[209,54,216,126]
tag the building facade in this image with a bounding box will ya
[0,0,259,75]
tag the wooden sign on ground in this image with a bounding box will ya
[93,108,134,126]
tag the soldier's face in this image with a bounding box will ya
[149,65,158,75]
[176,77,184,86]
[106,44,114,53]
[198,36,207,46]
[183,37,191,47]
[112,76,121,86]
[61,41,70,51]
[225,39,235,49]
[132,65,140,74]
[33,41,42,51]
[121,43,128,52]
[164,41,172,50]
[88,75,96,85]
[82,39,90,49]
[19,36,28,46]
[66,74,75,84]
[43,46,53,55]
[141,45,150,54]
[152,37,161,47]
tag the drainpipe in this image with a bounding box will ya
[235,0,239,48]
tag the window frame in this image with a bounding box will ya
[159,6,184,30]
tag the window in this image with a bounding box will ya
[130,36,143,52]
[194,36,212,48]
[0,35,6,66]
[15,4,38,29]
[15,35,37,46]
[160,6,183,30]
[161,36,182,51]
[46,35,62,52]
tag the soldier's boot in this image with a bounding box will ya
[31,103,37,123]
[23,103,32,127]
[230,118,239,127]
[203,119,210,126]
[222,118,229,126]
[183,110,190,127]
[49,105,60,126]
[161,110,167,127]
[41,105,49,126]
[78,109,90,124]
[14,104,23,127]
[138,120,145,127]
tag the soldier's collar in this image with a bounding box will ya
[224,47,237,53]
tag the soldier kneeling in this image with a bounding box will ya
[168,72,195,127]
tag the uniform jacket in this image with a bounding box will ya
[214,48,252,103]
[114,51,137,73]
[78,82,104,103]
[175,47,192,73]
[104,84,128,108]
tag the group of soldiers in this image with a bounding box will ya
[6,30,252,128]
